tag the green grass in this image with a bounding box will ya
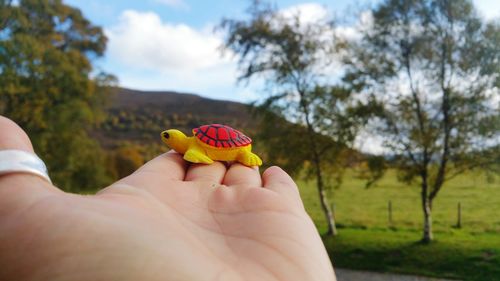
[298,171,500,280]
[324,228,500,281]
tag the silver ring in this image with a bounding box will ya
[0,150,52,184]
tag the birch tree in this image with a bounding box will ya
[343,0,500,242]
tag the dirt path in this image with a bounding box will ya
[335,269,459,281]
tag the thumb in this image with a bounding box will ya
[0,116,61,206]
[0,116,35,152]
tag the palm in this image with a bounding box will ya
[131,174,329,281]
[0,116,335,281]
[80,157,331,280]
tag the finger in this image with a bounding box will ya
[184,161,227,183]
[223,163,262,187]
[262,166,301,201]
[109,151,187,190]
[0,116,60,202]
[134,151,187,181]
[0,116,34,152]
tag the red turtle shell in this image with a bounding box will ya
[193,124,252,148]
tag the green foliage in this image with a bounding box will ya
[221,1,408,236]
[255,106,358,187]
[221,1,371,235]
[344,0,500,184]
[342,0,500,241]
[107,143,145,179]
[0,0,114,191]
[356,155,387,188]
[219,1,384,186]
[0,1,13,31]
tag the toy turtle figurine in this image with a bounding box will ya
[161,124,262,167]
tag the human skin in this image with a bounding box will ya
[0,116,336,281]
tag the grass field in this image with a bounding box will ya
[324,229,500,281]
[298,170,500,280]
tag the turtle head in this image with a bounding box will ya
[161,129,189,154]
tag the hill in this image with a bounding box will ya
[93,87,257,149]
[91,87,360,179]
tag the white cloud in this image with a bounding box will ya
[104,10,252,101]
[114,62,246,101]
[104,6,339,102]
[153,0,189,10]
[354,130,387,155]
[279,3,330,24]
[106,10,230,73]
[102,5,344,102]
[474,0,500,20]
[335,10,372,42]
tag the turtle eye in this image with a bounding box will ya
[163,132,170,139]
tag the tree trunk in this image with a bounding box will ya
[315,164,337,236]
[422,194,433,243]
[298,90,337,236]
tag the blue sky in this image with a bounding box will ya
[65,0,500,102]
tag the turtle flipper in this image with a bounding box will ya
[237,151,262,167]
[184,148,213,164]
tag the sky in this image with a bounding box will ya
[64,0,500,103]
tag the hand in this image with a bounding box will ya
[0,116,336,281]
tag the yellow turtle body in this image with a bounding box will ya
[161,124,262,167]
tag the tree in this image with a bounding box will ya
[109,144,145,179]
[342,0,500,242]
[221,1,363,235]
[0,0,115,191]
[0,0,13,31]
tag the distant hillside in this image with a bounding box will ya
[92,87,363,178]
[93,87,258,149]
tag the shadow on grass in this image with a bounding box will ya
[321,228,500,281]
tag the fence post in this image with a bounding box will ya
[388,200,393,225]
[457,202,462,228]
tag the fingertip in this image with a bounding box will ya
[262,166,294,183]
[262,165,282,175]
[0,116,34,152]
[262,166,295,187]
[263,165,302,204]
